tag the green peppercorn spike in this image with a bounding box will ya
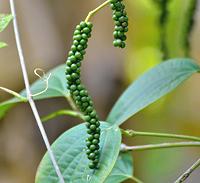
[110,0,128,48]
[65,21,101,169]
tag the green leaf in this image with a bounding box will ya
[0,14,13,32]
[0,42,7,48]
[104,152,133,183]
[35,122,121,183]
[0,64,68,119]
[107,58,200,125]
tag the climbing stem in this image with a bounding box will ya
[174,158,200,183]
[85,0,110,22]
[66,94,80,111]
[120,142,200,152]
[9,0,65,182]
[42,109,84,122]
[121,129,200,141]
[0,86,27,101]
[130,176,144,183]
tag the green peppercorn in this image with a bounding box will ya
[90,125,96,131]
[90,118,96,124]
[70,64,77,70]
[81,33,88,40]
[86,140,91,146]
[73,90,79,96]
[89,162,95,169]
[95,121,100,127]
[89,144,96,151]
[81,96,87,102]
[73,40,79,46]
[85,122,90,128]
[94,134,100,139]
[82,102,89,108]
[73,34,82,41]
[70,85,76,91]
[89,153,95,160]
[84,115,91,121]
[86,149,91,155]
[88,135,94,141]
[92,139,99,145]
[71,73,79,80]
[93,159,99,164]
[86,106,93,113]
[90,110,97,117]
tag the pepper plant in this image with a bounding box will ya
[0,0,200,183]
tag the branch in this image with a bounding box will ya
[65,93,80,112]
[85,0,110,22]
[121,129,200,141]
[0,86,27,101]
[9,1,65,182]
[130,175,144,183]
[42,109,84,122]
[120,142,200,152]
[174,158,200,183]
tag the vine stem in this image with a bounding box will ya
[9,1,65,182]
[174,158,200,183]
[0,86,27,101]
[85,0,110,22]
[130,175,144,183]
[66,94,80,112]
[120,142,200,152]
[121,129,200,141]
[42,109,84,122]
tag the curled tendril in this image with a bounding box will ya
[31,68,51,97]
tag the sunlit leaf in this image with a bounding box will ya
[107,58,200,125]
[0,14,13,32]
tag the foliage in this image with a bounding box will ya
[0,14,13,48]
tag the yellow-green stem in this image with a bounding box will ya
[85,0,110,22]
[121,142,200,152]
[42,109,84,122]
[175,158,200,183]
[130,175,144,183]
[121,129,200,142]
[0,86,27,101]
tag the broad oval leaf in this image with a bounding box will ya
[104,152,133,183]
[107,59,200,125]
[0,64,67,119]
[35,122,121,183]
[0,14,13,32]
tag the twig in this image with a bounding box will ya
[120,142,200,152]
[65,93,80,112]
[174,158,200,183]
[42,109,84,122]
[85,0,110,22]
[0,86,27,101]
[9,1,65,182]
[130,175,144,183]
[121,129,200,141]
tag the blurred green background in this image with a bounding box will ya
[0,0,200,182]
